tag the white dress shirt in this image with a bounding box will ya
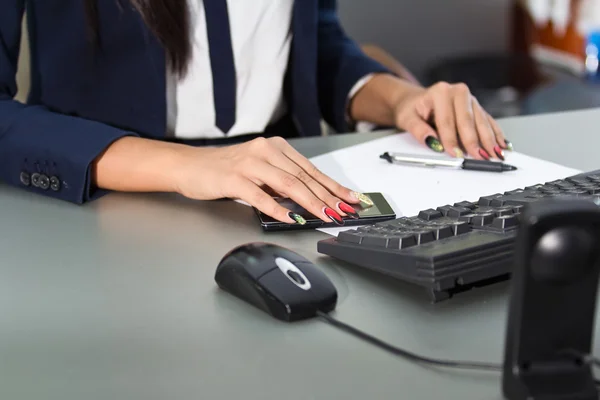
[166,0,294,139]
[166,0,374,139]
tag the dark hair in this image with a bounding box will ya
[85,0,191,76]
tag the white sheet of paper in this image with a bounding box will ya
[309,134,581,236]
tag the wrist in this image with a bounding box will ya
[350,74,424,126]
[170,144,222,197]
[94,136,203,195]
[159,143,194,194]
[383,76,424,114]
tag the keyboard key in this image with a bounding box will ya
[495,207,514,217]
[567,177,591,185]
[428,219,450,226]
[338,231,364,244]
[556,182,576,190]
[585,187,600,194]
[365,226,388,234]
[375,222,398,230]
[490,198,507,207]
[361,234,389,247]
[458,214,476,223]
[478,194,503,206]
[511,205,524,214]
[472,206,494,214]
[453,201,476,209]
[386,234,417,249]
[540,185,561,192]
[447,206,472,218]
[471,213,494,226]
[504,189,525,195]
[492,215,519,230]
[575,182,597,188]
[393,217,415,227]
[542,190,562,196]
[588,175,600,182]
[436,205,453,216]
[412,229,436,245]
[525,184,544,191]
[566,189,588,195]
[418,209,443,221]
[449,221,470,236]
[432,226,454,240]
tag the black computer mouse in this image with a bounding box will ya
[215,242,337,322]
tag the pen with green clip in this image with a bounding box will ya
[380,152,517,173]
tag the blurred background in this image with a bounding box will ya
[15,0,600,120]
[340,0,600,119]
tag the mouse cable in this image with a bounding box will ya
[317,311,600,388]
[316,310,502,372]
[317,311,600,375]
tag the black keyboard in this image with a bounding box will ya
[317,169,600,302]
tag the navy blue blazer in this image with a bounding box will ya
[0,0,389,204]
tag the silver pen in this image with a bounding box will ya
[380,152,517,173]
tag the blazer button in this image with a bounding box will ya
[19,171,31,186]
[38,174,50,190]
[31,172,41,187]
[50,176,61,191]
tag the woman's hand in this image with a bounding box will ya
[173,136,371,225]
[393,82,511,160]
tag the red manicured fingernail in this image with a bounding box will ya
[479,148,490,160]
[337,202,359,218]
[323,207,344,225]
[494,145,505,160]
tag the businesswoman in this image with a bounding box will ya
[0,0,508,225]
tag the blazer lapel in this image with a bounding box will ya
[290,0,321,137]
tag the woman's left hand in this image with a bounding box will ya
[393,82,510,160]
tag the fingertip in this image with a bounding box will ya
[343,189,360,204]
[493,145,505,160]
[346,196,361,205]
[425,135,444,153]
[350,191,374,207]
[337,201,359,219]
[478,148,491,160]
[287,211,306,225]
[452,147,464,158]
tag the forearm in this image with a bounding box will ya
[360,44,420,85]
[349,73,424,127]
[93,136,192,194]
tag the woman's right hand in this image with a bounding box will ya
[173,136,371,225]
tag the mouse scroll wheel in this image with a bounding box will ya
[286,270,306,285]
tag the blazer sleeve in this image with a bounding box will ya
[0,1,137,204]
[316,0,393,133]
